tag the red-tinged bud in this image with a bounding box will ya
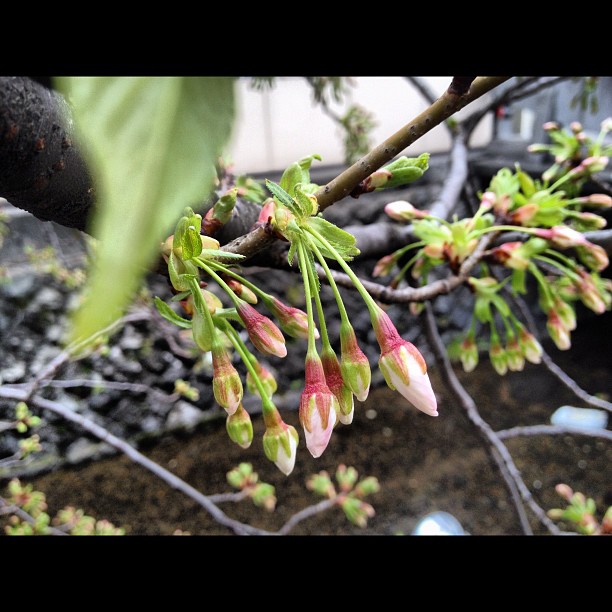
[573,211,607,230]
[263,418,299,476]
[576,270,606,314]
[257,198,277,224]
[489,336,508,375]
[575,194,612,208]
[236,301,287,358]
[264,296,318,340]
[509,202,539,226]
[384,200,429,221]
[601,117,612,133]
[372,253,398,278]
[547,310,571,350]
[517,326,543,364]
[576,243,609,272]
[364,169,393,191]
[422,242,445,259]
[479,191,496,211]
[506,335,525,372]
[553,297,577,331]
[543,121,559,131]
[489,241,531,270]
[300,352,339,458]
[459,332,479,373]
[570,121,583,133]
[226,278,258,304]
[321,345,354,425]
[569,156,609,177]
[339,320,371,402]
[555,483,574,502]
[212,344,243,415]
[341,497,376,528]
[226,404,253,449]
[534,225,589,249]
[372,305,438,416]
[245,356,278,399]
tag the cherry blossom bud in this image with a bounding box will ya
[257,198,277,224]
[553,297,577,331]
[543,121,559,132]
[263,296,318,340]
[459,332,479,373]
[547,310,571,350]
[574,194,612,209]
[339,321,371,402]
[236,301,287,358]
[489,336,508,375]
[321,345,354,425]
[226,404,254,449]
[384,200,429,221]
[488,241,531,270]
[509,203,539,226]
[517,326,543,364]
[576,270,606,314]
[226,278,258,304]
[372,305,438,417]
[506,335,525,372]
[479,191,496,211]
[372,253,398,277]
[263,419,299,476]
[576,243,609,272]
[299,352,339,458]
[245,355,278,399]
[212,344,243,415]
[534,225,589,249]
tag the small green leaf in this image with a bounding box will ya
[154,297,192,329]
[265,179,302,219]
[306,216,360,260]
[181,225,203,260]
[56,76,235,344]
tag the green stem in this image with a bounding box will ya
[302,225,379,318]
[205,259,269,302]
[187,276,219,346]
[217,319,276,415]
[527,261,555,310]
[296,239,319,355]
[194,257,243,310]
[304,248,332,350]
[533,253,581,282]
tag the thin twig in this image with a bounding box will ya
[423,302,561,534]
[509,293,612,413]
[497,424,612,441]
[0,496,67,535]
[277,498,338,535]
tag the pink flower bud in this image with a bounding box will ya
[246,357,278,399]
[489,336,508,375]
[576,243,609,272]
[372,305,438,416]
[506,335,525,372]
[489,241,531,270]
[236,301,287,358]
[300,353,339,458]
[257,198,277,224]
[263,419,299,476]
[264,296,318,340]
[534,225,589,249]
[226,278,258,304]
[384,200,429,221]
[576,270,606,314]
[543,121,559,132]
[509,203,539,226]
[517,326,542,364]
[212,344,243,415]
[339,321,371,402]
[459,333,478,373]
[321,345,355,425]
[575,194,612,208]
[547,310,571,350]
[372,253,398,278]
[479,191,497,211]
[226,404,253,449]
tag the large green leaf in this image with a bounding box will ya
[55,77,235,344]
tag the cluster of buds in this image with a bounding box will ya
[306,465,380,528]
[378,133,610,375]
[548,483,612,535]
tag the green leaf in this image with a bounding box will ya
[306,216,360,260]
[55,77,235,344]
[265,179,302,218]
[181,224,203,260]
[153,297,192,329]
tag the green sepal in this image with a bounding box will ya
[306,216,360,261]
[154,297,193,329]
[168,251,199,292]
[198,249,245,261]
[170,290,192,302]
[474,297,492,323]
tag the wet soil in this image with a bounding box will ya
[22,313,612,536]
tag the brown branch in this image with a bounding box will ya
[423,302,561,534]
[314,76,510,211]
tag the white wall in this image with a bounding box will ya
[225,77,494,175]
